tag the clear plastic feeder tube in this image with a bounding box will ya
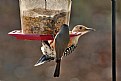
[19,0,72,34]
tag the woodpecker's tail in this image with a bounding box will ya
[34,55,54,66]
[54,60,61,77]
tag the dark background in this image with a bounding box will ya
[0,0,121,81]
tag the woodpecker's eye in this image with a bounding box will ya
[80,27,82,29]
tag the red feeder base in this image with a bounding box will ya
[8,30,81,40]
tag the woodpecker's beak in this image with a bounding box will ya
[86,28,96,31]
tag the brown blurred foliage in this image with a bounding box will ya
[0,0,121,81]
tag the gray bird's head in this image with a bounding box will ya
[59,24,69,33]
[72,25,95,35]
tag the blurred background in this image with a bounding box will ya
[0,0,121,81]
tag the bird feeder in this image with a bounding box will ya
[8,0,81,40]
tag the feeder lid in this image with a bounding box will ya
[8,30,81,40]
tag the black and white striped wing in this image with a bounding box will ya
[63,44,77,56]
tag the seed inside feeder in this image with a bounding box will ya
[21,8,69,35]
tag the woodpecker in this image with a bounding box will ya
[34,25,95,66]
[63,25,95,56]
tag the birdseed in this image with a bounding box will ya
[21,8,68,34]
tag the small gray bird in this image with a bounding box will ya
[54,24,70,77]
[34,24,70,77]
